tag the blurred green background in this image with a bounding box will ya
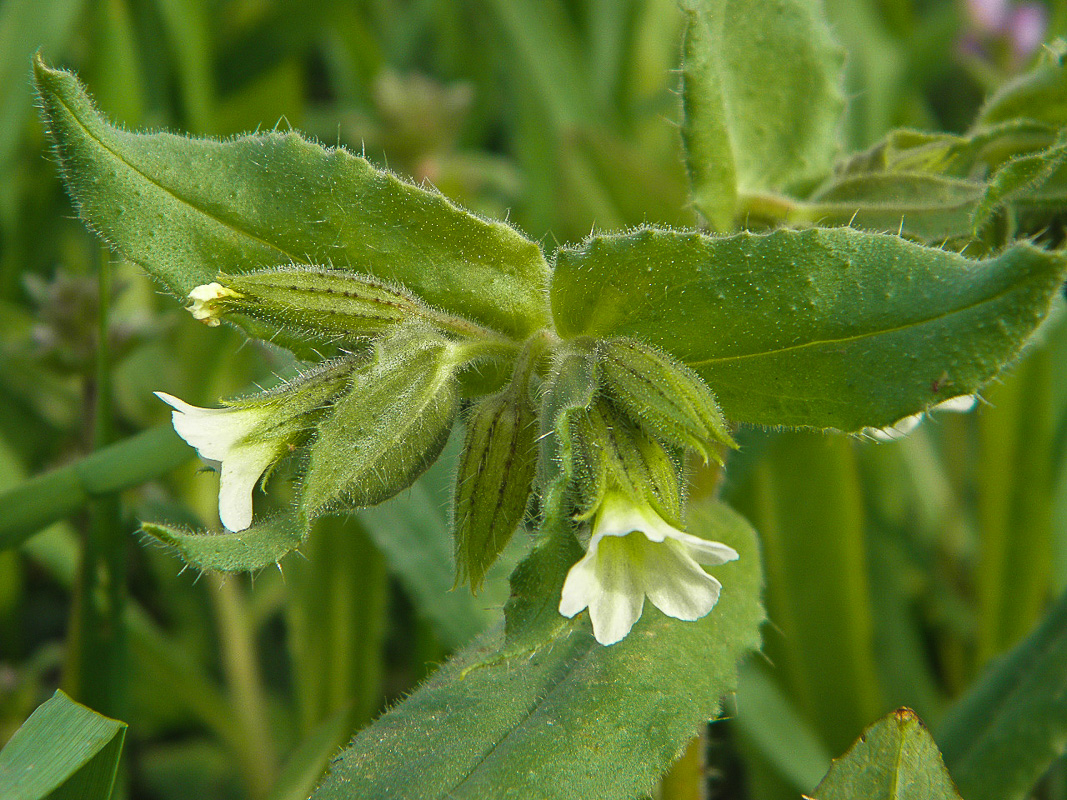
[3,0,1067,798]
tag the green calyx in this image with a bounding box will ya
[300,326,462,519]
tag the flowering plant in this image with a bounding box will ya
[23,0,1067,796]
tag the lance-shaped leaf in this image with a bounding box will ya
[680,0,844,230]
[301,329,459,519]
[937,587,1067,800]
[551,226,1067,431]
[0,690,127,800]
[803,173,985,244]
[141,512,308,573]
[33,58,550,341]
[809,709,962,800]
[310,500,763,800]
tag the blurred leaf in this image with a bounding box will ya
[810,709,961,800]
[733,661,833,794]
[266,704,357,800]
[311,500,763,800]
[33,59,551,341]
[679,0,845,230]
[730,433,882,754]
[0,0,85,171]
[976,39,1067,129]
[975,348,1054,666]
[0,690,126,800]
[285,518,386,736]
[551,226,1067,431]
[937,587,1067,800]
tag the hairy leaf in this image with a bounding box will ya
[937,587,1067,800]
[311,500,763,800]
[811,709,961,800]
[551,226,1067,431]
[33,58,550,341]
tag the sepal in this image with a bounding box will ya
[300,326,461,518]
[597,337,736,463]
[452,379,539,592]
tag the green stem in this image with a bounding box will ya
[0,424,192,551]
[209,573,278,800]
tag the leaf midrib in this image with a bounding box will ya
[687,271,1041,367]
[54,83,306,268]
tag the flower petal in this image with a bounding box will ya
[559,548,598,618]
[933,394,977,414]
[668,530,740,566]
[583,535,646,645]
[217,441,277,531]
[868,413,922,442]
[639,538,723,621]
[155,391,261,461]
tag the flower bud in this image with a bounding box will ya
[570,399,683,526]
[452,379,539,591]
[300,326,461,518]
[597,338,736,463]
[191,268,428,339]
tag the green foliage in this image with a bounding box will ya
[33,57,550,342]
[0,690,126,800]
[937,586,1067,800]
[8,2,1067,799]
[311,500,763,800]
[811,709,961,800]
[141,513,307,573]
[551,226,1067,430]
[679,0,845,230]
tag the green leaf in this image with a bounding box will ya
[0,0,86,171]
[976,39,1067,130]
[732,661,833,794]
[974,349,1054,667]
[729,432,882,754]
[937,587,1067,800]
[810,709,961,800]
[805,172,985,243]
[973,132,1067,233]
[550,226,1067,431]
[141,512,307,573]
[310,500,763,800]
[679,0,844,230]
[33,58,550,341]
[0,690,127,800]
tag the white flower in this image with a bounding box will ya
[867,394,978,442]
[186,282,242,327]
[155,392,278,532]
[559,493,739,646]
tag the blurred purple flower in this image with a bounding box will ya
[964,0,1048,64]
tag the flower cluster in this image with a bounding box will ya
[162,283,741,645]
